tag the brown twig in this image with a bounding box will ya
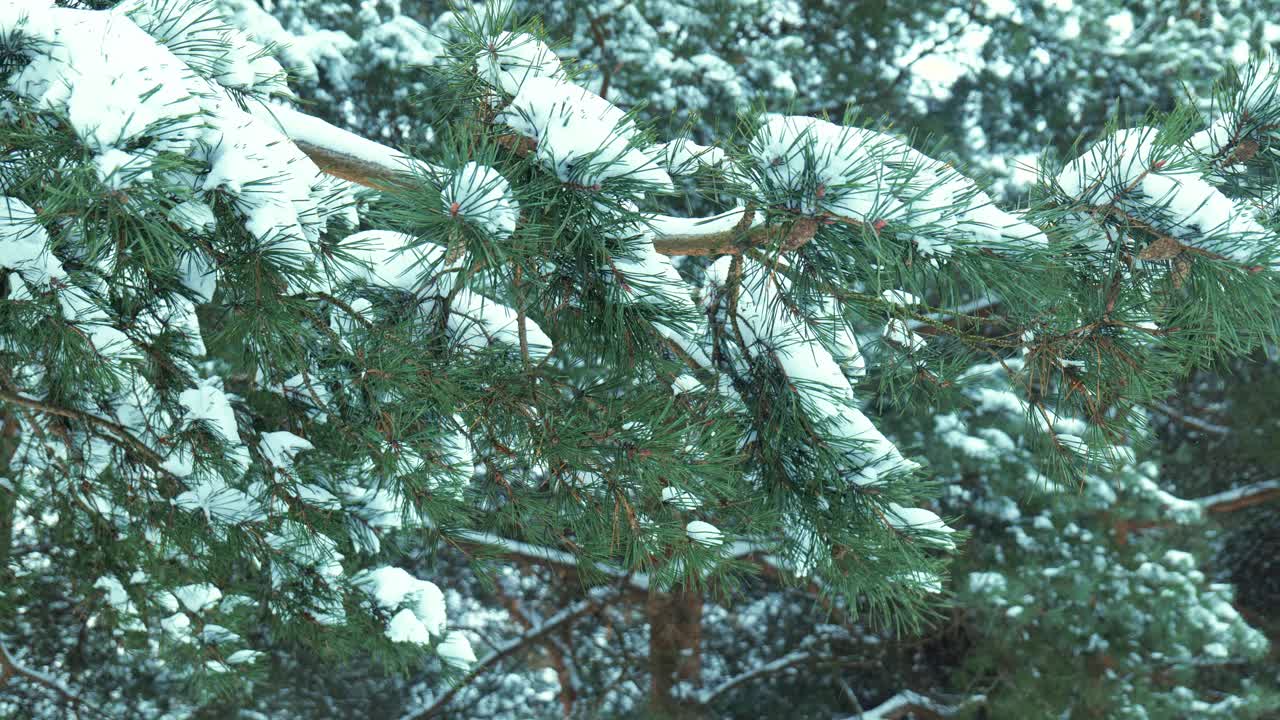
[0,638,111,719]
[0,388,174,478]
[404,589,615,719]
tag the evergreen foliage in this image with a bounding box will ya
[1,1,1278,718]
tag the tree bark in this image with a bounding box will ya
[647,585,704,719]
[0,409,19,576]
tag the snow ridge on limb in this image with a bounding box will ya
[747,114,1047,256]
[706,256,913,487]
[282,32,1050,259]
[332,229,553,361]
[1057,126,1273,264]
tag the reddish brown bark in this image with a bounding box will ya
[647,586,704,719]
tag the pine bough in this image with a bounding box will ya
[0,0,1277,713]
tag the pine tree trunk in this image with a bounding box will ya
[0,410,18,576]
[647,585,704,719]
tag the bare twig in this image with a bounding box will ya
[1149,401,1230,436]
[696,651,814,705]
[0,638,111,719]
[402,589,616,720]
[1196,480,1280,514]
[0,388,175,480]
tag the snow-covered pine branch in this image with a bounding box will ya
[2,1,1279,717]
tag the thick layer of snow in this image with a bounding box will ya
[173,583,222,612]
[0,197,63,285]
[475,30,673,193]
[336,229,554,361]
[749,114,1047,254]
[1059,126,1270,262]
[442,162,520,241]
[885,503,956,549]
[646,206,763,239]
[661,486,703,510]
[436,630,478,670]
[178,379,240,444]
[353,566,448,647]
[495,75,672,191]
[173,478,266,525]
[891,570,943,594]
[259,431,315,471]
[686,520,725,547]
[8,8,204,153]
[883,319,927,354]
[476,32,565,96]
[706,256,915,486]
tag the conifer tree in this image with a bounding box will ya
[1,1,1278,718]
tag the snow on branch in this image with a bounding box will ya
[705,256,918,489]
[841,689,978,719]
[270,99,1053,258]
[401,588,618,720]
[0,637,110,719]
[0,388,174,479]
[1149,401,1231,436]
[1057,125,1275,268]
[451,530,650,592]
[268,31,1054,260]
[695,651,815,705]
[1195,480,1280,514]
[252,103,437,189]
[258,105,782,255]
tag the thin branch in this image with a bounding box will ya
[905,295,1003,333]
[450,530,650,593]
[401,589,616,720]
[587,15,613,100]
[0,637,110,719]
[1149,401,1231,436]
[841,690,978,720]
[0,388,175,480]
[492,580,576,716]
[1196,479,1280,514]
[696,651,814,705]
[448,533,770,598]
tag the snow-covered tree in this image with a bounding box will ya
[2,1,1278,718]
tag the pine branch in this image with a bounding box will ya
[0,388,176,480]
[1114,479,1280,543]
[252,103,431,189]
[401,588,617,720]
[0,637,111,719]
[1149,401,1231,436]
[840,690,976,719]
[450,530,650,593]
[695,650,814,705]
[906,295,1004,333]
[451,533,769,596]
[257,104,821,256]
[1195,479,1280,514]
